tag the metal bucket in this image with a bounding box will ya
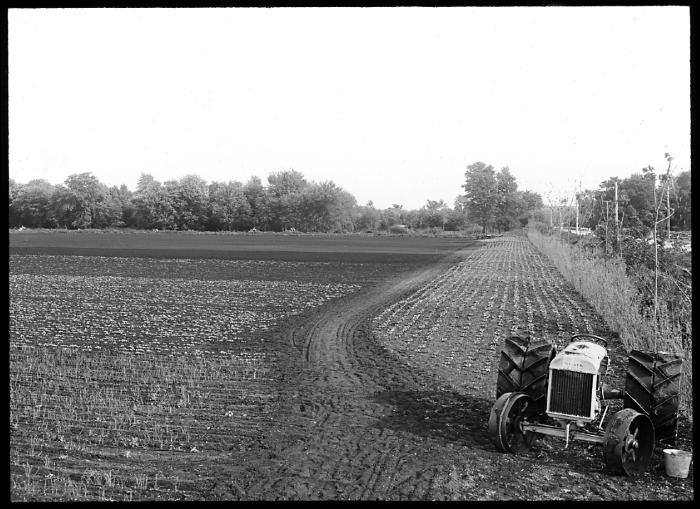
[663,449,692,478]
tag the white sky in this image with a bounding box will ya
[8,7,690,210]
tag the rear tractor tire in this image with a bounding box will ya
[623,350,682,444]
[497,335,556,416]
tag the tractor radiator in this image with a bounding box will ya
[548,369,595,418]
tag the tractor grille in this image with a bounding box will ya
[548,369,594,418]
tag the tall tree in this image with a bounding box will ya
[670,170,691,230]
[9,179,19,227]
[93,186,125,228]
[355,201,380,232]
[243,176,270,230]
[166,175,210,230]
[519,190,543,213]
[11,179,56,228]
[208,180,252,231]
[49,184,77,228]
[267,169,307,198]
[380,204,405,230]
[59,172,117,228]
[494,166,519,232]
[132,173,177,229]
[443,207,466,231]
[621,172,656,231]
[298,181,337,232]
[420,199,449,229]
[112,184,136,227]
[335,188,358,232]
[586,173,655,237]
[267,170,307,231]
[462,162,497,233]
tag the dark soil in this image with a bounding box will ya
[9,232,693,500]
[9,229,468,263]
[219,247,693,501]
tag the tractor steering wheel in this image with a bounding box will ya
[569,334,608,348]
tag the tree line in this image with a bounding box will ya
[461,161,544,233]
[8,163,545,234]
[532,163,692,239]
[6,170,463,233]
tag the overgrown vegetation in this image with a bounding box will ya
[527,226,692,421]
[531,158,691,238]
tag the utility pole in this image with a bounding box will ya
[576,198,579,235]
[665,153,673,240]
[558,206,563,239]
[604,200,610,256]
[614,181,620,254]
[666,184,671,239]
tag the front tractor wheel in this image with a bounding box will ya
[497,335,556,415]
[603,408,655,476]
[488,392,537,453]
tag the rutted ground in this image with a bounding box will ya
[9,243,456,501]
[10,234,692,500]
[234,235,692,500]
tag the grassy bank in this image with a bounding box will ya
[526,228,692,422]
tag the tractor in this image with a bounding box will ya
[488,333,683,476]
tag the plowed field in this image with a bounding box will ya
[9,231,693,501]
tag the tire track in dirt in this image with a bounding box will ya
[238,246,490,500]
[235,235,692,500]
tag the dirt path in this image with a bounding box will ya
[229,239,691,501]
[229,249,479,500]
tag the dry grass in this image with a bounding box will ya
[527,229,692,421]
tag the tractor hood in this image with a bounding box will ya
[550,341,607,374]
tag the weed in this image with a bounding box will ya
[134,473,148,490]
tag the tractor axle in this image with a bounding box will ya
[522,421,607,445]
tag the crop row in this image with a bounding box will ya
[10,272,360,356]
[11,345,274,445]
[371,235,609,396]
[10,345,277,501]
[10,254,394,284]
[10,254,369,500]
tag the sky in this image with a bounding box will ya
[8,7,690,210]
